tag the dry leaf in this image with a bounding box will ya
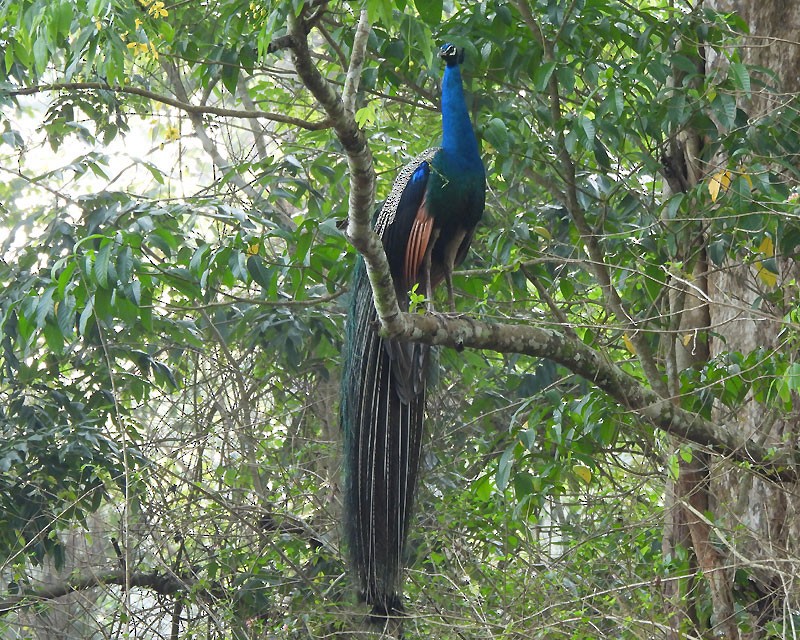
[623,333,636,355]
[708,170,731,202]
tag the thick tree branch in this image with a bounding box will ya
[382,311,798,479]
[287,8,404,328]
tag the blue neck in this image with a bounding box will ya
[441,64,481,166]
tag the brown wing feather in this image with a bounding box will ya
[403,202,435,294]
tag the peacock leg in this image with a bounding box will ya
[442,228,468,312]
[421,228,441,312]
[445,271,455,312]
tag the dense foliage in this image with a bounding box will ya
[1,0,799,637]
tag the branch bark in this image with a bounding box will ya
[342,10,370,117]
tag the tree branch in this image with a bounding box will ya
[342,10,370,117]
[5,83,329,131]
[382,311,798,480]
[287,8,404,328]
[0,569,193,617]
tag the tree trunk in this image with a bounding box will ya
[696,1,800,637]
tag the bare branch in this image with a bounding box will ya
[237,77,270,160]
[0,166,79,206]
[520,264,579,340]
[160,61,297,232]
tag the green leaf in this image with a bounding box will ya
[729,61,751,95]
[671,54,698,75]
[139,285,153,332]
[483,117,509,154]
[79,295,94,336]
[128,279,141,306]
[43,321,64,354]
[295,231,314,266]
[355,102,377,128]
[414,0,442,25]
[496,445,515,491]
[33,32,48,75]
[472,474,492,502]
[152,360,179,389]
[557,65,575,95]
[54,2,74,38]
[36,287,56,328]
[707,238,728,265]
[247,255,275,292]
[190,244,211,276]
[94,287,112,320]
[366,0,393,26]
[513,471,535,498]
[220,51,240,95]
[662,193,684,220]
[711,92,737,130]
[142,161,165,184]
[56,294,76,337]
[593,138,611,169]
[782,362,800,395]
[229,250,248,282]
[95,241,112,289]
[609,84,624,116]
[578,114,595,143]
[5,43,14,74]
[117,246,133,284]
[533,62,556,92]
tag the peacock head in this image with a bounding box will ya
[439,43,465,67]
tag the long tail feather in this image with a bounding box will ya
[341,258,427,616]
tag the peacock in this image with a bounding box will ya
[340,43,485,618]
